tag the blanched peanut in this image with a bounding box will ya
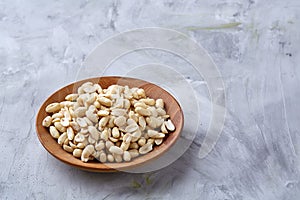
[99,152,107,163]
[109,146,123,155]
[61,111,70,122]
[84,117,93,126]
[46,103,61,113]
[156,117,164,127]
[58,132,67,145]
[155,99,164,108]
[94,101,101,109]
[81,145,95,162]
[100,129,109,141]
[114,98,124,109]
[99,116,109,127]
[153,132,165,139]
[109,137,118,143]
[70,121,80,132]
[147,130,165,139]
[125,123,138,133]
[97,110,109,117]
[123,151,131,161]
[140,98,155,106]
[107,154,114,162]
[139,143,153,154]
[95,140,105,151]
[63,145,73,153]
[131,130,141,142]
[98,96,112,107]
[83,84,97,93]
[52,113,63,119]
[155,138,163,145]
[92,150,100,159]
[127,118,136,125]
[111,109,126,116]
[148,107,158,117]
[112,127,120,138]
[88,136,96,144]
[108,116,115,128]
[135,107,151,116]
[88,126,99,140]
[73,149,82,158]
[77,86,85,95]
[105,140,114,150]
[128,111,138,122]
[107,85,119,94]
[114,116,126,127]
[60,118,69,127]
[161,122,168,134]
[132,92,139,99]
[74,107,87,118]
[123,99,130,109]
[77,143,85,149]
[137,88,145,98]
[81,82,93,88]
[76,118,87,128]
[129,142,139,149]
[138,137,146,146]
[54,122,66,132]
[69,141,77,149]
[74,133,85,143]
[80,128,88,135]
[134,102,148,109]
[67,127,74,140]
[114,154,123,163]
[156,108,166,116]
[86,110,98,123]
[120,142,130,151]
[94,84,102,94]
[123,133,132,144]
[165,119,175,131]
[65,94,79,101]
[60,101,73,108]
[88,105,96,112]
[138,116,146,130]
[147,138,155,145]
[73,102,80,109]
[146,117,157,129]
[42,116,52,127]
[49,126,60,139]
[128,149,139,158]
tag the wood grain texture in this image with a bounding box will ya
[36,76,184,172]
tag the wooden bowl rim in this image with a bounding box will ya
[36,76,184,172]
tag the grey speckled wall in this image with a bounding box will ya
[0,0,300,199]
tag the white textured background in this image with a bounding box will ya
[1,0,300,199]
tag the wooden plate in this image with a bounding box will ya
[36,76,184,172]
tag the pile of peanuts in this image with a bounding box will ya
[42,82,176,163]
